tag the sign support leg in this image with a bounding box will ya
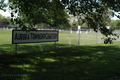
[15,44,17,55]
[54,42,56,50]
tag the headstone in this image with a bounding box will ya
[70,30,73,33]
[86,30,88,34]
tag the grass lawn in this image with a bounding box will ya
[0,30,104,45]
[0,30,120,80]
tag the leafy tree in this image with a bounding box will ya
[9,0,50,30]
[65,0,119,44]
[9,0,70,30]
[84,6,112,30]
[71,19,78,27]
[81,22,87,27]
[108,20,120,29]
[0,14,4,21]
[0,14,11,27]
[47,0,70,28]
[0,0,7,11]
[9,0,120,43]
[116,20,120,29]
[0,0,7,21]
[47,0,66,27]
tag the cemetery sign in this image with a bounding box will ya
[12,30,59,44]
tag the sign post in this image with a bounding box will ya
[12,30,59,53]
[54,42,56,50]
[12,30,58,44]
[15,27,17,55]
[15,44,17,55]
[78,25,81,46]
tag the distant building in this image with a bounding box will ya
[0,18,9,28]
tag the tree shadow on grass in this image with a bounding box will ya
[0,43,56,55]
[0,44,120,80]
[0,43,76,55]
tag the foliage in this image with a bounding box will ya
[47,0,70,27]
[0,0,7,11]
[65,0,120,44]
[9,0,70,30]
[0,0,11,26]
[81,22,88,27]
[0,14,12,27]
[9,0,120,43]
[0,14,4,21]
[100,0,120,12]
[84,6,112,31]
[70,19,78,27]
[108,20,120,29]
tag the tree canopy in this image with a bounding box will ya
[108,20,120,29]
[7,0,120,43]
[9,0,70,29]
[0,0,7,11]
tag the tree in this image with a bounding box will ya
[65,0,119,43]
[9,0,120,43]
[9,0,70,30]
[84,6,112,30]
[0,18,10,28]
[0,14,9,28]
[108,20,120,29]
[0,0,7,11]
[47,0,70,28]
[0,0,7,20]
[9,0,50,30]
[0,14,4,21]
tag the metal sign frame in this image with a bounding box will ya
[12,30,59,44]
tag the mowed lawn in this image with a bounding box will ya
[0,30,104,46]
[0,30,120,80]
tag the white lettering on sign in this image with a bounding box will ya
[12,30,59,44]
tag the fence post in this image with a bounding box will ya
[78,29,80,46]
[96,28,99,44]
[78,25,81,46]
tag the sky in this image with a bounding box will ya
[0,0,120,20]
[0,0,10,17]
[111,16,120,20]
[0,9,11,17]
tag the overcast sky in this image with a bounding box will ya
[0,0,10,17]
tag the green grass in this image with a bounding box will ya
[0,30,119,47]
[0,30,104,45]
[0,30,105,54]
[0,30,120,80]
[59,31,104,46]
[0,30,12,44]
